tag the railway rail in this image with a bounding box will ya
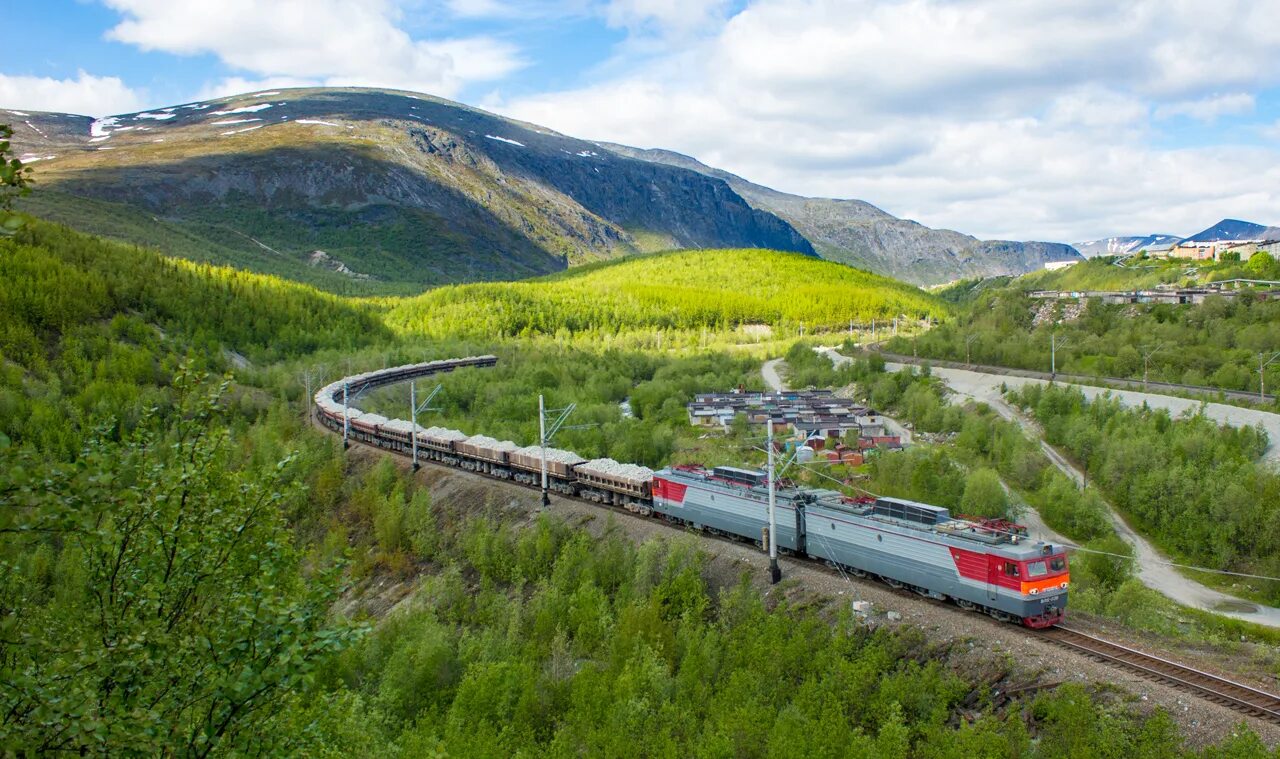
[1040,626,1280,724]
[317,355,1280,725]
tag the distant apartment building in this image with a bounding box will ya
[1158,239,1279,262]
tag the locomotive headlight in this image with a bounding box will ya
[1060,581,1069,589]
[1028,588,1039,595]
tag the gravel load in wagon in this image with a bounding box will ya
[577,458,654,487]
[380,418,425,437]
[352,413,389,429]
[418,426,469,450]
[458,434,518,462]
[509,446,586,476]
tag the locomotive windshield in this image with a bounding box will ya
[1026,556,1068,577]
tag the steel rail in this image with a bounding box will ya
[1042,625,1280,724]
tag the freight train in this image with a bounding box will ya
[314,356,1069,628]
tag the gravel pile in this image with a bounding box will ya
[512,445,585,465]
[423,426,469,441]
[464,435,518,451]
[579,458,654,484]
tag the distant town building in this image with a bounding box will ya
[687,390,887,439]
[1043,260,1080,271]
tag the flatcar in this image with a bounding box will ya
[314,356,1069,628]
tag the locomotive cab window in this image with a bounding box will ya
[1049,556,1067,573]
[1026,561,1048,577]
[1003,562,1020,577]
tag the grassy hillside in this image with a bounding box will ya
[386,248,947,338]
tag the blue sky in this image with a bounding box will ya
[4,0,1280,242]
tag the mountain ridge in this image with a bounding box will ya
[10,86,1075,290]
[596,143,1081,285]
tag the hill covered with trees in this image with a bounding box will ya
[1,214,1272,755]
[386,248,947,339]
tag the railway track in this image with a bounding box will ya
[317,357,1280,726]
[1041,625,1280,724]
[340,420,1280,725]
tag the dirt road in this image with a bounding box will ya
[820,348,1280,628]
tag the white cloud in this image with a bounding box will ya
[501,0,1280,241]
[605,0,731,35]
[102,0,526,98]
[0,70,146,116]
[1154,93,1256,122]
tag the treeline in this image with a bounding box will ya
[386,248,947,339]
[1007,383,1280,601]
[0,218,391,457]
[890,287,1280,394]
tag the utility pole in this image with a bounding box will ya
[1050,333,1069,380]
[1258,352,1280,402]
[298,363,326,419]
[538,395,589,507]
[410,382,442,471]
[767,419,781,585]
[871,318,876,344]
[1139,343,1165,392]
[965,334,978,366]
[539,395,549,506]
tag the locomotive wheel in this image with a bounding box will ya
[955,599,976,611]
[882,577,904,590]
[987,609,1013,623]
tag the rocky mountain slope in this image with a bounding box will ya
[7,86,1081,291]
[1182,218,1279,244]
[1073,220,1280,259]
[7,89,812,294]
[598,144,1081,285]
[1073,234,1181,258]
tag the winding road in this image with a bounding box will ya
[812,348,1280,628]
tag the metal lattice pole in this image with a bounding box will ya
[411,382,419,471]
[539,394,550,507]
[767,419,780,585]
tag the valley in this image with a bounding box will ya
[5,82,1280,757]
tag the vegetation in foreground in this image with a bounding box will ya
[1,215,1275,754]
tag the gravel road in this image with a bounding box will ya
[819,348,1280,628]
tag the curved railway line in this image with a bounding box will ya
[316,355,1280,725]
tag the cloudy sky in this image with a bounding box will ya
[7,0,1280,241]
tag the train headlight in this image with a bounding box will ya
[1028,588,1039,595]
[1060,581,1069,589]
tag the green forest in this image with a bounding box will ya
[889,285,1280,397]
[386,248,947,339]
[1006,383,1280,601]
[3,210,1277,755]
